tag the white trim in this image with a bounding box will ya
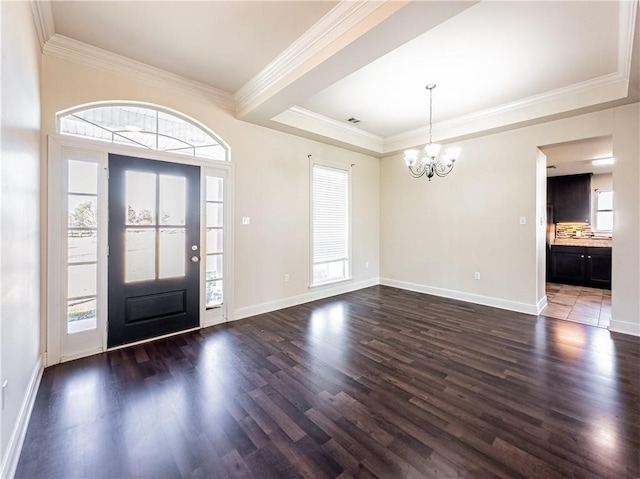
[380,278,541,316]
[0,355,44,479]
[29,0,55,51]
[384,72,627,153]
[43,34,235,112]
[56,101,231,161]
[536,295,548,316]
[618,0,637,81]
[609,319,640,337]
[234,278,379,321]
[235,1,403,117]
[273,107,384,154]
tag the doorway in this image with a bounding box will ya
[47,137,233,365]
[107,154,201,347]
[538,136,613,328]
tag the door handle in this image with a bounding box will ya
[191,256,200,263]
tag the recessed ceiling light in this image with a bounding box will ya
[592,157,614,166]
[347,117,361,124]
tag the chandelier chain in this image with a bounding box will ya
[429,86,433,145]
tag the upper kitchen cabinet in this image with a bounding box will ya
[549,173,592,223]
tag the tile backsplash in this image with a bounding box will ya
[555,223,595,238]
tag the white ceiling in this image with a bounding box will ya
[301,1,619,138]
[39,0,639,156]
[541,136,614,177]
[51,1,337,93]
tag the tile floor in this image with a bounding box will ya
[543,282,611,328]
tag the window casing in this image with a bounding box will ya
[595,190,613,232]
[311,163,351,286]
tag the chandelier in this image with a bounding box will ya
[403,84,460,180]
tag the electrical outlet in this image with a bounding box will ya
[474,272,481,280]
[242,216,250,225]
[519,216,527,225]
[284,274,290,283]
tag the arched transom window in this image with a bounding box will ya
[58,103,229,161]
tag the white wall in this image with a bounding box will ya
[0,1,43,476]
[611,103,640,335]
[381,106,639,330]
[40,54,380,323]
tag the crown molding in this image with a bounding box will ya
[235,0,407,117]
[385,71,627,149]
[618,0,637,80]
[274,106,384,154]
[43,34,236,113]
[29,0,55,51]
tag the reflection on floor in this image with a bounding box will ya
[544,282,611,328]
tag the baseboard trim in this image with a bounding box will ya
[380,278,540,316]
[234,277,380,320]
[536,295,548,315]
[0,354,44,479]
[609,319,640,337]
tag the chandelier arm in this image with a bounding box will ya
[434,161,454,177]
[407,165,427,178]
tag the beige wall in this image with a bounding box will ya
[40,54,380,319]
[381,106,638,332]
[612,103,640,335]
[0,1,42,474]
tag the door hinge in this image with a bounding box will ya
[105,167,109,180]
[107,245,109,257]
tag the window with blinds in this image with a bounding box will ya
[311,164,350,286]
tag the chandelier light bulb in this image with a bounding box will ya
[403,149,419,167]
[425,142,441,158]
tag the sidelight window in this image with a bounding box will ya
[67,160,99,333]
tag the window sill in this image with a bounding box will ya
[309,277,352,290]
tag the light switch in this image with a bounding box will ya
[519,216,526,225]
[242,216,250,225]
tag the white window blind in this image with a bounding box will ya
[312,164,350,286]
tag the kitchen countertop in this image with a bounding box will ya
[552,238,612,247]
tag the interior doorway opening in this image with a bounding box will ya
[538,136,613,329]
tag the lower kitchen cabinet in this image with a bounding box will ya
[586,247,612,287]
[549,245,611,289]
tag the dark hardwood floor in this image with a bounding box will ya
[16,286,640,478]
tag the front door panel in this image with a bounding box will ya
[108,154,200,347]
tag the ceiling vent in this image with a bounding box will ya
[347,117,361,124]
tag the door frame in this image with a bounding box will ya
[46,135,234,365]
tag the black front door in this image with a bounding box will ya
[108,154,200,348]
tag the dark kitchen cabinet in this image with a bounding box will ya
[549,174,591,223]
[549,245,611,288]
[586,247,612,287]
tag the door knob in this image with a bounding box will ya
[191,256,200,263]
